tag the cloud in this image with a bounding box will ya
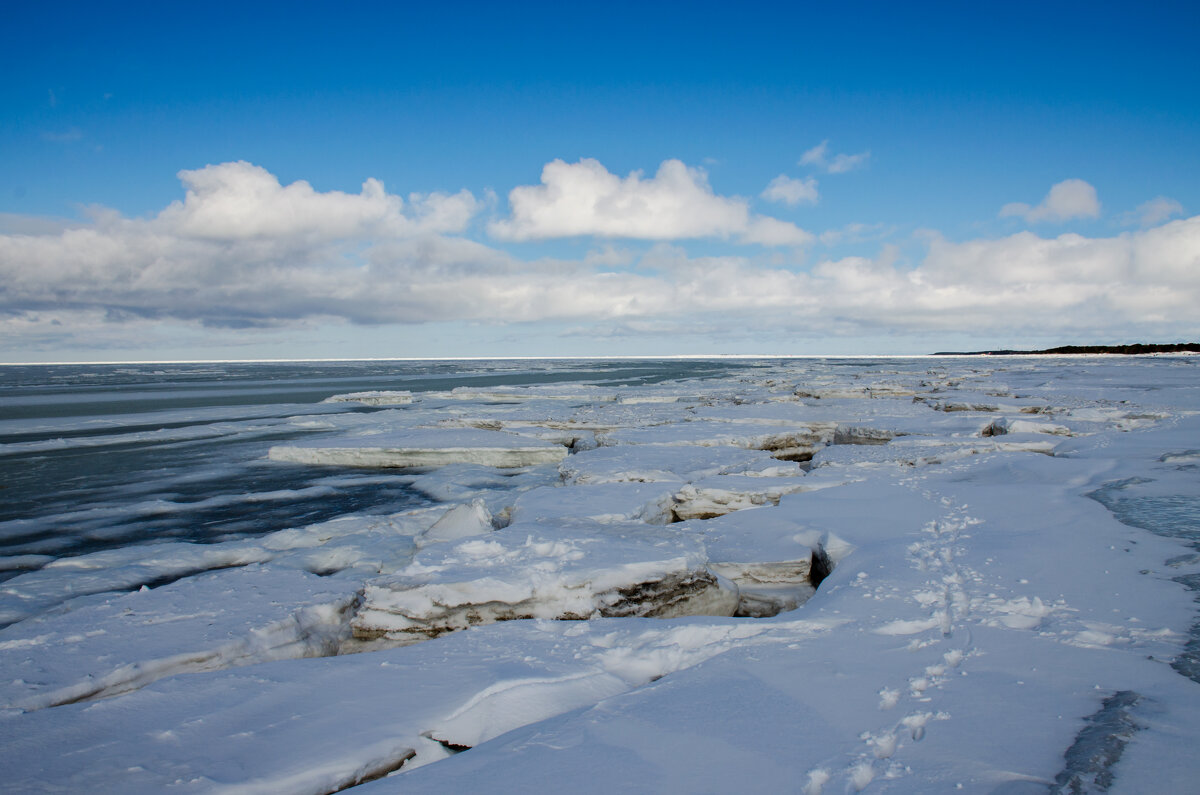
[799,140,870,174]
[798,141,828,168]
[0,162,483,329]
[41,128,84,143]
[1000,179,1101,223]
[2,162,1197,354]
[488,157,811,246]
[158,161,477,241]
[818,222,895,247]
[0,212,83,236]
[1119,196,1183,228]
[761,175,819,206]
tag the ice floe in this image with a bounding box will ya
[268,427,569,468]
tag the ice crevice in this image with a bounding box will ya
[1051,690,1143,794]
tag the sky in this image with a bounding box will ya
[1,1,1198,361]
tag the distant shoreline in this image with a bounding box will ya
[932,343,1200,356]
[4,346,1200,366]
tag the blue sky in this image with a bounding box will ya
[2,1,1198,361]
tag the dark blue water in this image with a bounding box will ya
[1091,478,1200,684]
[0,359,747,575]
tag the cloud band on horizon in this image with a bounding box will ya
[1,161,1197,352]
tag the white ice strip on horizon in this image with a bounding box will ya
[419,384,621,403]
[268,427,569,468]
[323,390,413,405]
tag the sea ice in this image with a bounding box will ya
[3,356,1200,793]
[0,565,358,711]
[349,521,741,645]
[268,427,569,468]
[323,390,413,405]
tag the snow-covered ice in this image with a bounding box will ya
[268,427,569,468]
[3,356,1200,793]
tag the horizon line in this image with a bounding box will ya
[3,352,1189,366]
[0,354,939,366]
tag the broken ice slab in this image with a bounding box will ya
[509,482,684,525]
[598,420,832,461]
[349,522,740,646]
[0,565,359,711]
[981,417,1073,437]
[684,504,848,618]
[268,428,568,469]
[322,390,413,405]
[0,616,803,793]
[670,475,812,521]
[559,443,800,485]
[810,435,1061,468]
[416,499,494,546]
[0,540,277,627]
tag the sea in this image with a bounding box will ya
[0,359,748,580]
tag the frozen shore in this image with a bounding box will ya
[2,357,1199,792]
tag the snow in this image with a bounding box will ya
[350,521,742,645]
[0,565,358,711]
[2,356,1200,793]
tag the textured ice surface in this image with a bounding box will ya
[560,443,799,484]
[323,390,413,405]
[3,356,1200,793]
[0,565,358,711]
[351,521,741,645]
[268,427,569,468]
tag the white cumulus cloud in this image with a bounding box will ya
[1000,179,1101,223]
[488,158,811,246]
[2,162,1197,355]
[159,161,478,241]
[761,175,819,206]
[799,140,871,174]
[1119,196,1184,228]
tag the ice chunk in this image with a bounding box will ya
[0,565,358,711]
[811,436,1059,468]
[323,390,413,405]
[670,475,811,521]
[981,417,1073,437]
[268,428,568,469]
[423,385,619,403]
[0,540,276,626]
[599,420,831,461]
[417,499,494,545]
[350,523,738,645]
[510,482,683,525]
[560,443,800,485]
